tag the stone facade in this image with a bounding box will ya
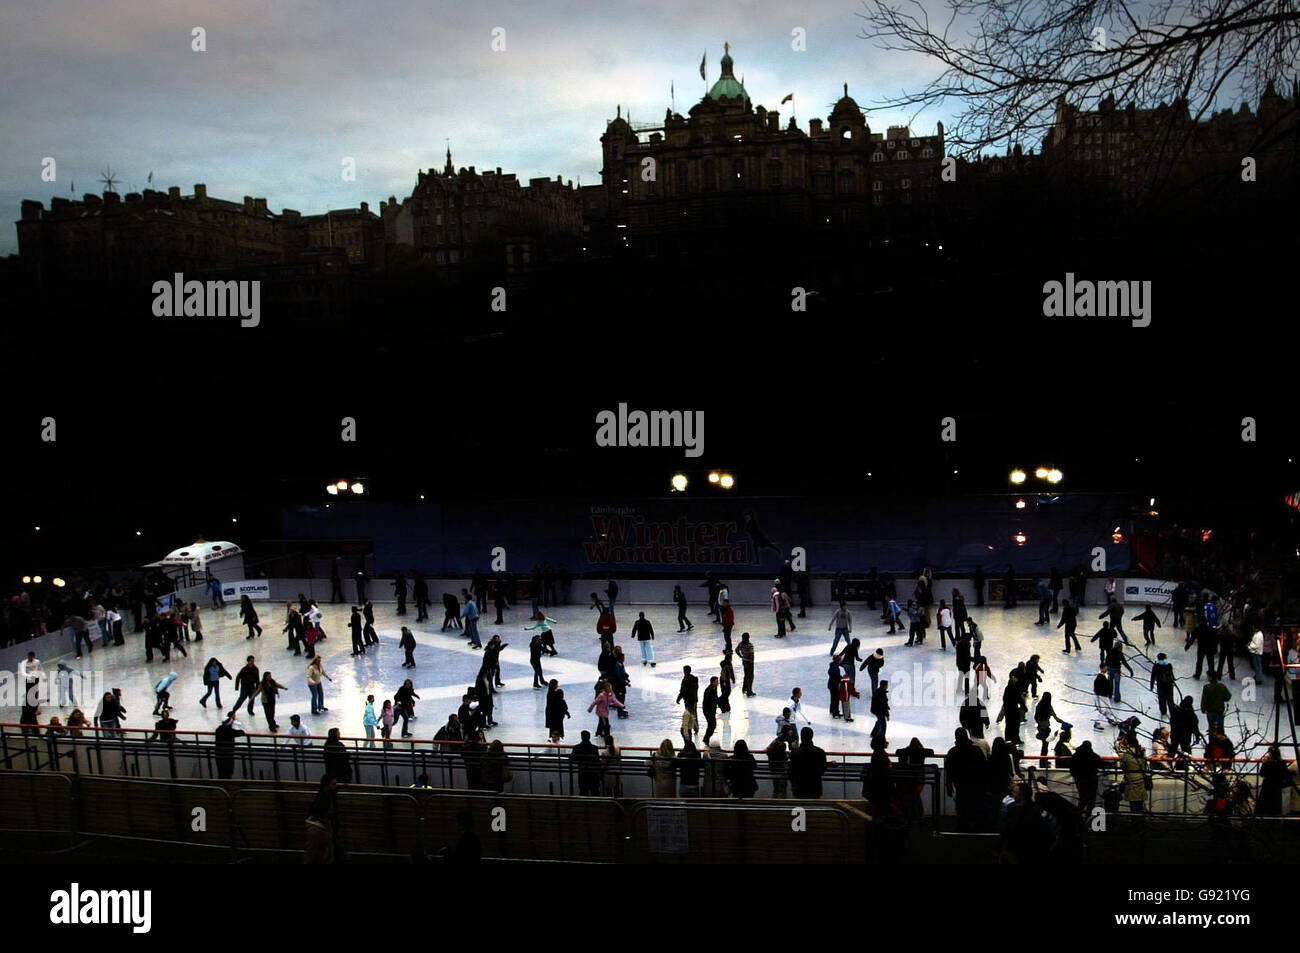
[16,184,382,286]
[1041,82,1300,202]
[590,45,946,255]
[380,150,581,268]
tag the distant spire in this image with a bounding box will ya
[844,82,848,97]
[444,140,453,176]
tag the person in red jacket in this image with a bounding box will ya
[721,602,736,652]
[596,607,617,642]
[838,667,861,722]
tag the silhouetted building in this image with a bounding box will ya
[380,148,581,270]
[16,184,382,286]
[1042,82,1300,206]
[590,43,946,256]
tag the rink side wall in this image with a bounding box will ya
[275,494,1132,579]
[212,576,1117,608]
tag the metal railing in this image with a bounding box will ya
[1,722,1287,825]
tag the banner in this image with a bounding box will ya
[279,494,1134,575]
[1123,578,1178,605]
[222,580,271,601]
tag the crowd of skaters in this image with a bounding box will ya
[11,557,1300,861]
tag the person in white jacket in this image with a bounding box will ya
[20,652,43,705]
[19,651,43,688]
[937,601,955,649]
[1248,630,1265,684]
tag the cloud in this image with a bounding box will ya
[0,0,957,254]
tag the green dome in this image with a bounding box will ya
[708,76,749,102]
[707,44,749,103]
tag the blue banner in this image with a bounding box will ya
[279,494,1131,575]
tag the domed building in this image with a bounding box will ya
[705,43,750,108]
[588,44,946,257]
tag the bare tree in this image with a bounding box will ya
[857,0,1300,158]
[1058,627,1296,857]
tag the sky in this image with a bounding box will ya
[0,0,952,255]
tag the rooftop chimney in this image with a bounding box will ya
[809,118,823,136]
[194,183,207,199]
[168,186,181,198]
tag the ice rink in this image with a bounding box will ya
[5,596,1280,757]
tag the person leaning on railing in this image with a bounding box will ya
[649,738,676,798]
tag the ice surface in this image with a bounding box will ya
[4,599,1275,759]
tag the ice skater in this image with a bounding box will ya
[525,613,558,656]
[239,595,262,640]
[463,591,483,648]
[55,661,80,708]
[399,625,417,667]
[588,679,623,739]
[413,572,431,622]
[631,611,656,666]
[1100,597,1128,645]
[790,686,810,723]
[364,695,378,748]
[442,591,462,630]
[200,657,231,709]
[828,601,853,656]
[673,585,692,631]
[362,601,379,645]
[702,677,720,744]
[1058,598,1082,653]
[349,606,365,655]
[529,634,547,687]
[153,671,178,715]
[259,672,287,732]
[307,656,331,714]
[233,656,260,717]
[973,654,995,701]
[737,632,756,696]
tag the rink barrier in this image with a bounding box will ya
[0,723,1290,823]
[0,771,77,850]
[624,800,871,864]
[3,766,1299,863]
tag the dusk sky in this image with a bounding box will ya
[0,0,960,255]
